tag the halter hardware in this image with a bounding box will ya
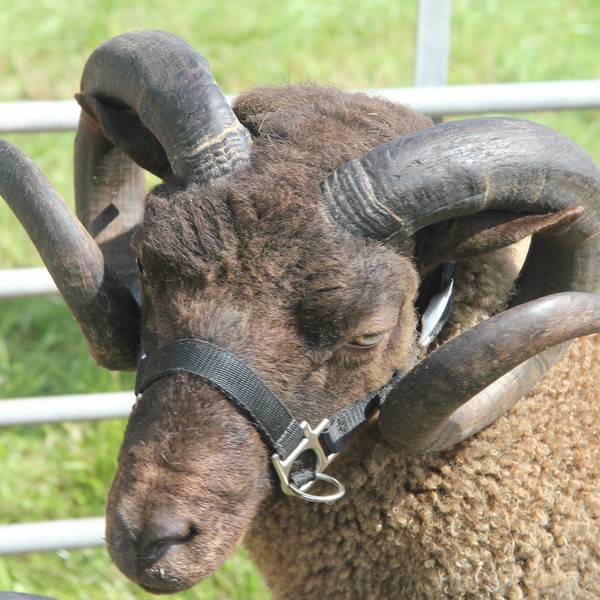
[271,419,345,504]
[133,269,455,505]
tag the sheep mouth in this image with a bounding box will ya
[136,524,200,567]
[106,514,210,594]
[139,574,189,595]
[123,525,242,594]
[139,578,195,595]
[134,557,203,594]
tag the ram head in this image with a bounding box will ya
[2,31,600,594]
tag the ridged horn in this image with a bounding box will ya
[321,117,600,451]
[76,29,251,184]
[379,292,600,452]
[74,30,253,303]
[2,32,253,371]
[0,140,140,370]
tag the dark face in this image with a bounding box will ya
[105,178,419,593]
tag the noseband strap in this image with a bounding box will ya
[135,338,398,502]
[136,338,305,460]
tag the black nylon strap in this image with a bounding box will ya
[135,339,305,459]
[135,338,401,468]
[321,395,380,454]
[321,370,402,453]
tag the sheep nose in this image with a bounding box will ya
[136,516,198,563]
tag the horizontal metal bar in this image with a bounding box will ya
[0,517,105,555]
[0,392,133,427]
[0,267,58,298]
[1,80,599,134]
[369,80,600,115]
[0,99,80,133]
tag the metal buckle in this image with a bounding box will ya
[271,419,346,504]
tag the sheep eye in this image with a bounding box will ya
[349,332,384,348]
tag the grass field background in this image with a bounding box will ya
[1,1,599,598]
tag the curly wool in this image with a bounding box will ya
[247,342,600,599]
[245,250,600,599]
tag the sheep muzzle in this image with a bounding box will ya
[105,377,271,593]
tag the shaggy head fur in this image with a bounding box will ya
[106,85,431,592]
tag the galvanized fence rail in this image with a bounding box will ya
[1,0,600,557]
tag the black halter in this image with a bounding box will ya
[135,339,400,503]
[134,266,454,503]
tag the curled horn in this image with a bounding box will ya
[321,117,600,452]
[379,292,600,452]
[0,141,140,369]
[76,30,251,186]
[1,31,251,370]
[74,29,253,304]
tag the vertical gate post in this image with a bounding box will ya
[414,0,452,87]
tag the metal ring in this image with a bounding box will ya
[288,472,346,504]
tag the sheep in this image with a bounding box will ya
[1,30,600,599]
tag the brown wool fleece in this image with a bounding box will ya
[245,244,600,599]
[247,333,600,600]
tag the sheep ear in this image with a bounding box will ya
[76,92,173,180]
[414,207,583,273]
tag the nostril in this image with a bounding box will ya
[136,519,199,564]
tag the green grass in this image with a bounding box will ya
[1,0,599,598]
